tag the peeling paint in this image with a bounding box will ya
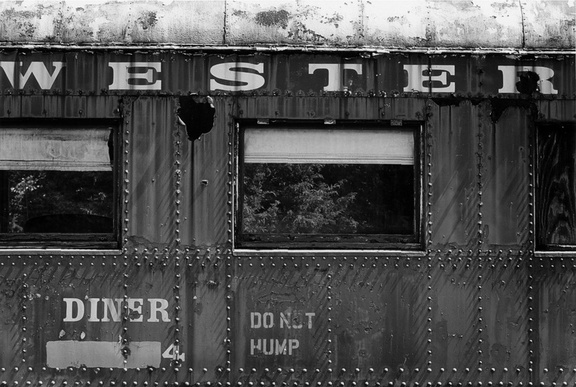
[254,9,289,28]
[0,0,572,49]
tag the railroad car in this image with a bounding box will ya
[0,1,574,386]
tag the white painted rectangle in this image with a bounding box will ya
[46,341,161,368]
[0,128,112,171]
[244,128,414,165]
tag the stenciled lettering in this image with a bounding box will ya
[0,61,64,89]
[209,62,265,91]
[108,61,162,90]
[404,64,455,93]
[308,63,363,91]
[249,310,316,356]
[250,339,300,356]
[498,65,558,94]
[62,297,171,323]
[0,58,565,95]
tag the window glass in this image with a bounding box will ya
[536,123,576,249]
[0,122,117,247]
[238,125,419,249]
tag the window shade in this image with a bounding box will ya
[244,128,414,165]
[0,128,112,171]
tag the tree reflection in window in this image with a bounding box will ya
[6,170,113,233]
[242,163,414,235]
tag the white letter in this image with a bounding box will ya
[19,61,64,89]
[0,62,15,87]
[101,298,123,322]
[263,339,274,355]
[291,312,302,329]
[276,339,287,355]
[148,298,170,322]
[127,298,144,322]
[109,62,162,90]
[498,65,558,94]
[305,312,315,329]
[404,64,455,93]
[250,339,261,355]
[262,312,274,328]
[288,339,300,355]
[250,312,262,328]
[404,64,427,92]
[428,65,455,92]
[308,63,362,91]
[209,62,265,91]
[280,312,291,329]
[87,298,100,322]
[498,65,518,94]
[63,298,84,322]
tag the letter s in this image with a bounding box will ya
[210,62,265,91]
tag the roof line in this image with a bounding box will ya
[0,44,574,56]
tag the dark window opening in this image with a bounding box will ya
[536,122,576,249]
[236,124,421,249]
[0,121,119,248]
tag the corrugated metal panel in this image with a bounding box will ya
[429,100,480,248]
[125,97,181,246]
[187,98,232,248]
[231,260,329,374]
[0,48,574,387]
[329,261,428,373]
[483,106,531,247]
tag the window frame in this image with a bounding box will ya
[234,120,423,250]
[0,118,121,250]
[535,121,576,251]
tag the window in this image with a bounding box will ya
[0,120,119,248]
[236,122,421,249]
[536,122,576,250]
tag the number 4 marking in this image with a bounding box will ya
[162,344,186,362]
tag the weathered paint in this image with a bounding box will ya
[0,51,574,97]
[0,0,574,49]
[0,48,574,386]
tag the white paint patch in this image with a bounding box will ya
[46,341,161,368]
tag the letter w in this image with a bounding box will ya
[0,61,64,89]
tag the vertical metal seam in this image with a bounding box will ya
[518,0,526,49]
[222,0,228,45]
[527,116,536,385]
[120,97,131,377]
[477,104,485,249]
[122,97,133,249]
[424,100,434,380]
[226,101,236,385]
[172,94,184,379]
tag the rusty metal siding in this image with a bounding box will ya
[0,49,574,386]
[483,106,532,247]
[0,95,121,119]
[429,101,480,248]
[125,97,181,246]
[329,262,428,372]
[536,267,576,380]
